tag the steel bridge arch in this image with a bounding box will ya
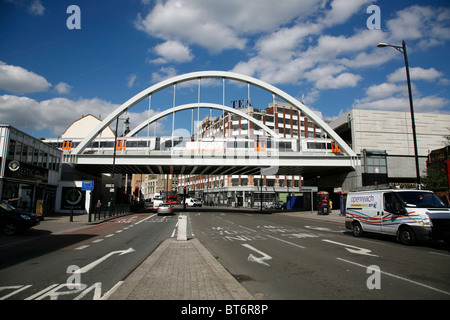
[125,102,279,138]
[73,71,356,157]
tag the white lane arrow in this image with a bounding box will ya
[242,244,272,267]
[322,240,378,257]
[78,247,135,274]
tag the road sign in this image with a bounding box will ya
[82,180,94,191]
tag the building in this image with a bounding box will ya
[197,100,323,139]
[0,125,62,216]
[330,109,450,190]
[178,101,319,208]
[44,114,124,214]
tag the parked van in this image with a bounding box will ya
[184,198,202,207]
[345,189,450,245]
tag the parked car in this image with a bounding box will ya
[157,203,174,215]
[143,201,152,211]
[264,201,285,209]
[0,201,40,235]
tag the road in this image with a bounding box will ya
[0,212,178,300]
[1,208,449,300]
[190,210,450,300]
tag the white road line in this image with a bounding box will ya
[322,239,378,257]
[239,225,257,233]
[266,235,305,249]
[101,281,124,300]
[337,257,450,297]
[0,285,32,300]
[75,245,90,250]
[134,214,156,225]
[92,239,104,243]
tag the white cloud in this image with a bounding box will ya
[321,0,372,26]
[315,72,362,89]
[151,67,178,84]
[28,0,45,16]
[387,67,444,83]
[135,0,320,53]
[152,40,194,64]
[365,83,403,100]
[54,82,72,95]
[387,5,450,44]
[127,74,137,88]
[0,61,51,94]
[0,94,166,137]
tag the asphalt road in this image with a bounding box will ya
[1,208,449,300]
[0,212,178,300]
[190,210,450,300]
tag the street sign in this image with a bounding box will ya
[105,183,114,188]
[82,180,94,191]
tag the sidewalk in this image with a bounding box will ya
[275,208,346,224]
[109,237,254,300]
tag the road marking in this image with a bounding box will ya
[92,239,104,243]
[0,285,32,300]
[100,281,124,300]
[266,235,305,249]
[305,225,341,232]
[242,244,272,267]
[78,247,135,274]
[134,214,156,225]
[322,239,378,257]
[239,225,257,233]
[337,258,450,297]
[25,284,59,300]
[75,245,90,250]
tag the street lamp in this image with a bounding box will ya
[377,40,421,187]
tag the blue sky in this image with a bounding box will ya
[1,0,449,138]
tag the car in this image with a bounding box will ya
[274,202,286,210]
[184,198,202,207]
[0,201,40,235]
[157,203,174,215]
[144,200,153,211]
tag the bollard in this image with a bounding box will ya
[177,215,187,241]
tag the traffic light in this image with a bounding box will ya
[183,187,187,195]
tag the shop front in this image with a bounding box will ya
[1,159,57,217]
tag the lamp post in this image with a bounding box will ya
[377,40,421,188]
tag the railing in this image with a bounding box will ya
[90,203,130,222]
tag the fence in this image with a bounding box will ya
[91,203,131,222]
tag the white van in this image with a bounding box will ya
[345,189,450,245]
[184,197,202,207]
[153,199,164,209]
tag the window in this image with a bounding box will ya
[383,193,403,214]
[8,140,16,160]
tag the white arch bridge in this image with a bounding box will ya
[59,71,359,179]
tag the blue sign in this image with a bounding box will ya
[82,180,94,191]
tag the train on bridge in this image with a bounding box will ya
[45,136,343,156]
